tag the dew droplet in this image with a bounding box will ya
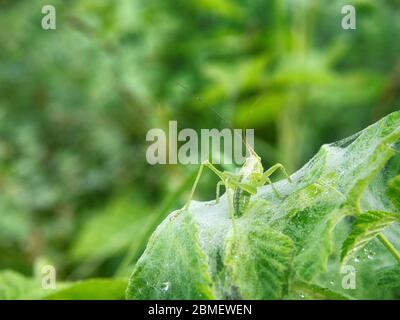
[329,280,335,286]
[299,293,305,299]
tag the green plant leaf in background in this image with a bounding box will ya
[45,279,128,300]
[0,270,127,300]
[69,195,156,277]
[0,270,56,300]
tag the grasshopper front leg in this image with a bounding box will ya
[184,160,232,210]
[264,176,280,197]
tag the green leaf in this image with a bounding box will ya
[288,280,352,300]
[377,265,400,289]
[0,270,127,300]
[341,211,400,264]
[126,212,215,300]
[282,112,400,281]
[0,270,51,300]
[45,279,128,300]
[0,269,127,300]
[126,111,400,300]
[70,195,155,263]
[388,175,400,211]
[224,221,294,299]
[290,207,347,281]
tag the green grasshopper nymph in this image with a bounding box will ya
[176,82,292,217]
[183,141,292,218]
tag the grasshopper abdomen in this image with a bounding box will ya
[233,187,251,218]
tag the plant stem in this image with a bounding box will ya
[377,233,400,263]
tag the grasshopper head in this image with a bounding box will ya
[238,137,263,181]
[239,154,263,179]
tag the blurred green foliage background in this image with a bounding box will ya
[0,0,399,280]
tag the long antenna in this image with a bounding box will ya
[243,95,262,158]
[176,82,261,156]
[244,96,261,133]
[176,82,233,129]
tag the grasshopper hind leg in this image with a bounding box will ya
[260,163,293,198]
[265,177,281,198]
[184,161,229,210]
[262,163,292,184]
